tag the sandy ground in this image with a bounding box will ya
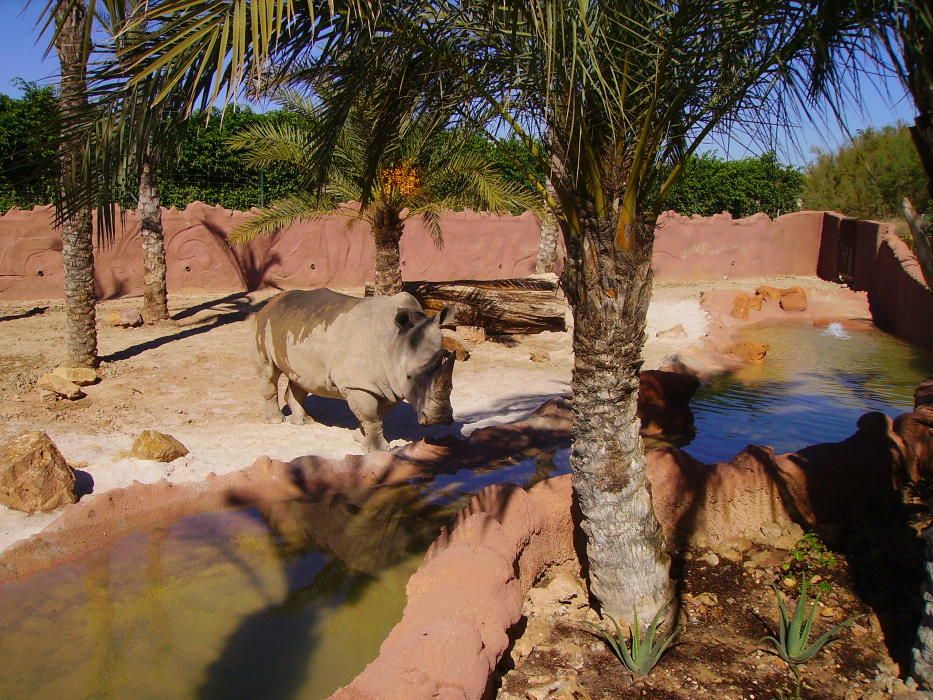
[0,275,837,552]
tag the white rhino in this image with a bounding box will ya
[253,289,456,452]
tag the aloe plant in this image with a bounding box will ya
[586,600,680,676]
[763,582,861,675]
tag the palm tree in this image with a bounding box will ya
[227,94,538,295]
[46,0,893,625]
[53,0,97,367]
[99,1,171,323]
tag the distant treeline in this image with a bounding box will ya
[802,124,929,220]
[2,83,869,221]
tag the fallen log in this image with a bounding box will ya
[364,277,567,335]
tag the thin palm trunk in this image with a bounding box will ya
[563,207,671,622]
[55,1,97,368]
[371,207,404,295]
[138,154,168,322]
[536,180,560,274]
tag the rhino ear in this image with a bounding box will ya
[395,309,414,332]
[434,305,457,329]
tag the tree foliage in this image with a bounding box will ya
[802,124,929,219]
[0,82,60,211]
[662,152,804,218]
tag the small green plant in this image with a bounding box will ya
[585,600,680,676]
[782,533,836,593]
[763,582,861,677]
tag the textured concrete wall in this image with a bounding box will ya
[652,210,825,281]
[0,204,837,301]
[0,203,542,300]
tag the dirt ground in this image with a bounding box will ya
[0,275,844,554]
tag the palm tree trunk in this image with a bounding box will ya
[536,180,560,274]
[55,1,97,368]
[139,155,169,322]
[372,216,404,296]
[562,206,672,624]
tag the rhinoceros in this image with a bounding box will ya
[252,289,456,452]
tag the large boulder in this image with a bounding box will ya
[0,432,77,513]
[647,410,907,546]
[779,286,808,312]
[730,292,751,320]
[36,373,84,400]
[130,431,189,462]
[895,378,933,482]
[52,366,99,387]
[637,370,700,437]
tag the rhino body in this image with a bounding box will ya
[253,289,455,452]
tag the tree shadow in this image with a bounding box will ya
[0,306,47,322]
[102,294,265,363]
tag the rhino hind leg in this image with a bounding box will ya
[346,389,389,453]
[257,360,284,424]
[285,382,311,426]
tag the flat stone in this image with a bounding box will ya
[0,431,76,513]
[760,521,784,540]
[130,430,189,462]
[52,366,99,387]
[36,373,84,400]
[457,325,486,343]
[746,549,786,569]
[656,323,688,339]
[106,309,143,328]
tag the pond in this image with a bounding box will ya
[682,321,933,463]
[0,451,569,700]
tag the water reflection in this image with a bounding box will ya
[0,449,569,700]
[683,322,933,463]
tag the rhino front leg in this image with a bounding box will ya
[345,389,389,453]
[285,382,311,426]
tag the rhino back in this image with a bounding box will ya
[255,289,362,376]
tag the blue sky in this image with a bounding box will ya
[0,2,917,169]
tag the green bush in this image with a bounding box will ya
[661,151,804,218]
[802,124,928,219]
[0,81,60,211]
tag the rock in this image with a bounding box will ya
[457,325,486,343]
[702,551,720,566]
[755,285,783,302]
[780,286,808,312]
[784,522,805,540]
[0,431,76,512]
[820,606,837,618]
[530,351,550,363]
[106,309,143,328]
[441,335,470,362]
[748,294,764,311]
[772,534,800,551]
[727,342,769,363]
[730,292,751,319]
[696,592,718,607]
[894,379,933,482]
[745,549,786,569]
[52,366,99,387]
[36,373,85,400]
[760,521,784,540]
[638,370,700,437]
[130,431,189,462]
[656,323,688,339]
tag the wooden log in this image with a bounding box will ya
[364,276,567,335]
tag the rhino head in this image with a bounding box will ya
[392,305,457,426]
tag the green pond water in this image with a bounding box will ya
[0,453,567,700]
[0,322,929,699]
